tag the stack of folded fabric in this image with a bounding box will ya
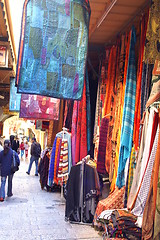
[107,210,141,239]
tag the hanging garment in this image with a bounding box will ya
[154,160,160,240]
[132,124,159,217]
[116,27,137,189]
[141,111,160,239]
[127,108,157,210]
[16,0,91,100]
[56,131,72,173]
[65,162,99,223]
[144,0,160,64]
[133,13,149,150]
[57,139,69,186]
[38,149,50,190]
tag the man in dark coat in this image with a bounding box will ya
[0,140,20,201]
[26,137,41,176]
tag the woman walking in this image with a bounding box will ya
[0,140,20,202]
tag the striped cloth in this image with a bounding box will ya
[57,139,69,186]
[116,27,137,189]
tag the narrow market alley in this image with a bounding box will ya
[0,161,102,240]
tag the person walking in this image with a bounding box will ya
[0,140,20,202]
[26,138,41,176]
[20,140,25,160]
[24,141,29,160]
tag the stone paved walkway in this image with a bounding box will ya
[0,160,103,240]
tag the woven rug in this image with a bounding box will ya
[16,0,90,100]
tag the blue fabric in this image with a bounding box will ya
[17,0,91,100]
[116,27,137,188]
[9,78,21,112]
[0,149,20,177]
[48,137,57,186]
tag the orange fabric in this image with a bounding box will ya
[53,138,61,185]
[133,12,149,150]
[110,32,131,192]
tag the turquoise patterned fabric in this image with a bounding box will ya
[17,0,91,100]
[116,27,137,188]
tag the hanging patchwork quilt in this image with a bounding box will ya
[20,94,60,120]
[16,0,91,100]
[9,78,21,112]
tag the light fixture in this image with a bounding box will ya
[97,0,118,28]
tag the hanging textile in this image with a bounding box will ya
[144,0,160,64]
[154,157,160,240]
[71,101,78,166]
[38,149,50,190]
[127,108,157,210]
[110,32,131,192]
[74,80,88,164]
[141,63,153,119]
[132,124,159,217]
[20,94,60,120]
[57,139,69,186]
[9,78,21,112]
[116,27,137,189]
[133,13,149,150]
[142,110,160,239]
[96,117,109,175]
[56,131,72,173]
[48,137,62,186]
[110,35,126,183]
[16,0,91,100]
[86,70,91,153]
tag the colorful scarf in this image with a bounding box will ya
[116,27,137,189]
[16,0,90,100]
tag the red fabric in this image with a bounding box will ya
[75,80,87,163]
[133,12,149,150]
[20,94,60,120]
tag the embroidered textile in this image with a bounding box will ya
[20,94,60,120]
[93,186,125,227]
[144,0,160,63]
[16,0,90,100]
[57,139,69,185]
[116,27,137,189]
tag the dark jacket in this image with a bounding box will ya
[0,149,20,177]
